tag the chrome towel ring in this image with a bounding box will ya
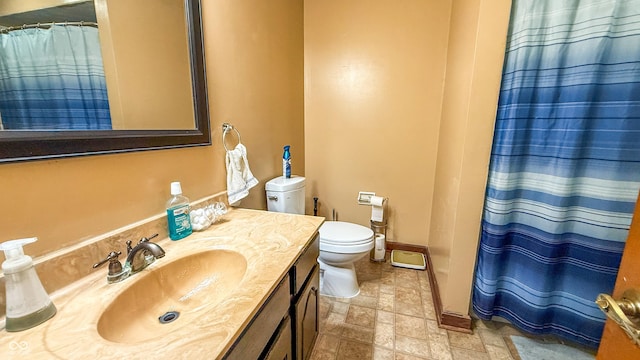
[222,123,241,151]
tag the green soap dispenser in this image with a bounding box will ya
[0,237,57,332]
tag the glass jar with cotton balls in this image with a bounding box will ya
[190,202,228,231]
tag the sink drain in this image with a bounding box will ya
[158,311,180,324]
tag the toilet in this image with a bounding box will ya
[316,221,374,298]
[266,176,374,298]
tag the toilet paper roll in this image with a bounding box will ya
[370,196,385,206]
[374,234,385,260]
[371,207,384,223]
[370,196,385,222]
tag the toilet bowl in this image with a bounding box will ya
[317,221,374,298]
[265,176,374,298]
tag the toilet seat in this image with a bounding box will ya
[319,221,374,254]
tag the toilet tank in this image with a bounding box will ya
[265,176,306,214]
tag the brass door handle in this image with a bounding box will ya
[596,288,640,345]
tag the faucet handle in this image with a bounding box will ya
[93,251,123,276]
[139,233,159,244]
[93,251,129,284]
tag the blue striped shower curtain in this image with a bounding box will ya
[0,26,111,130]
[473,0,640,348]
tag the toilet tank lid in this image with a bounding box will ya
[320,221,374,242]
[265,176,306,192]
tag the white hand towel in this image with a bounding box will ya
[226,143,259,205]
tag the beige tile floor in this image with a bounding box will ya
[310,253,594,360]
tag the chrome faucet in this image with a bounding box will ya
[125,238,165,274]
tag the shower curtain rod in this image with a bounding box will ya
[0,21,98,34]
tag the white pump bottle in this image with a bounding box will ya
[0,237,56,331]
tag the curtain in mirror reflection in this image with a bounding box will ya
[0,25,112,130]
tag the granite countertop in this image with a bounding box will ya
[0,208,324,359]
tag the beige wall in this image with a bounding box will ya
[305,0,511,316]
[0,0,304,258]
[97,0,194,130]
[429,0,511,315]
[304,0,451,244]
[205,0,305,211]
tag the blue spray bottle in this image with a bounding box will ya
[283,145,291,178]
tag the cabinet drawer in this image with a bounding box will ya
[224,274,290,360]
[291,233,319,295]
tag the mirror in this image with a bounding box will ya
[0,0,210,162]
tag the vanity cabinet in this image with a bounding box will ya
[223,233,320,360]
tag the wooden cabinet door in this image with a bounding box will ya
[265,316,293,360]
[296,267,319,360]
[596,193,640,359]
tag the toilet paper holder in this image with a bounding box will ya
[357,192,387,218]
[357,191,388,262]
[358,191,376,205]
